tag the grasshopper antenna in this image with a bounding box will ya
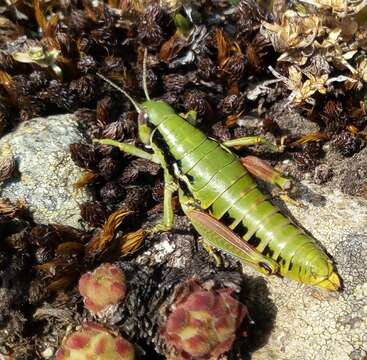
[96,73,141,113]
[142,48,151,101]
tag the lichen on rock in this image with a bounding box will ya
[0,114,92,228]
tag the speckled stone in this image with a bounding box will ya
[245,182,367,360]
[0,114,92,228]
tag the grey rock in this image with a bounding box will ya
[326,146,367,197]
[245,182,367,360]
[269,99,320,135]
[0,114,92,228]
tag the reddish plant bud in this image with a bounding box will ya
[161,281,247,359]
[79,263,126,316]
[55,322,134,360]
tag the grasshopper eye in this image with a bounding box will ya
[138,112,149,125]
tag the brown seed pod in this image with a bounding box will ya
[77,55,97,74]
[183,89,212,118]
[331,131,364,157]
[220,94,243,115]
[100,181,125,204]
[98,157,121,180]
[18,95,46,121]
[69,76,97,104]
[222,53,246,81]
[163,73,191,93]
[39,80,78,111]
[69,143,97,170]
[97,96,114,127]
[138,5,166,47]
[102,121,125,141]
[0,155,17,182]
[119,185,152,212]
[293,150,317,172]
[80,201,108,227]
[210,121,232,142]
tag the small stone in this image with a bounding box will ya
[0,114,93,228]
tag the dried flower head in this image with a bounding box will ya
[261,10,321,64]
[270,66,328,105]
[299,0,367,16]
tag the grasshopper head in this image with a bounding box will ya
[141,100,176,126]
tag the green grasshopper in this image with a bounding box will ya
[95,50,340,291]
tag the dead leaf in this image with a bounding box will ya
[55,242,85,255]
[292,132,329,145]
[85,208,131,256]
[160,31,187,61]
[119,228,145,256]
[74,171,99,189]
[215,28,230,68]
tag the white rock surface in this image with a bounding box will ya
[246,182,367,360]
[0,114,92,228]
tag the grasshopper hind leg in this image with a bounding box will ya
[199,239,224,268]
[179,190,279,276]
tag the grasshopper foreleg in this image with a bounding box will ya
[148,170,177,234]
[93,138,159,163]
